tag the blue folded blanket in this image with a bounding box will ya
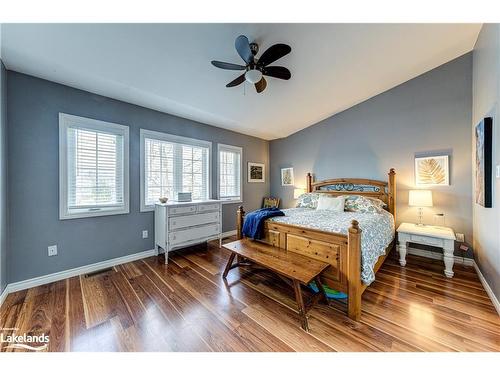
[242,207,285,240]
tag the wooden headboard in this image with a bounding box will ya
[306,168,396,221]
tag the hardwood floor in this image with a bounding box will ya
[1,237,499,352]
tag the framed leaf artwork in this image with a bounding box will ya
[415,155,449,186]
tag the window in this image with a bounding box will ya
[140,129,212,211]
[59,113,129,219]
[218,144,242,203]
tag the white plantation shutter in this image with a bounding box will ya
[141,129,211,210]
[67,128,124,208]
[59,114,129,219]
[218,144,242,201]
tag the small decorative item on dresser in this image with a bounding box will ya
[159,197,168,204]
[176,192,192,202]
[397,222,456,277]
[281,167,294,186]
[408,189,433,226]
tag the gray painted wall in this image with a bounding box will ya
[270,53,473,255]
[472,24,500,301]
[7,71,269,283]
[0,61,7,294]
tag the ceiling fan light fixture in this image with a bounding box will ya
[245,69,263,84]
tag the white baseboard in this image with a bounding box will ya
[405,247,475,266]
[473,262,500,316]
[5,248,156,295]
[221,230,237,239]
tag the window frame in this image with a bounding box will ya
[140,129,213,212]
[217,143,243,204]
[59,113,130,220]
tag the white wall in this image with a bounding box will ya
[472,24,500,301]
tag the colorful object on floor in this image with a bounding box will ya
[309,281,348,299]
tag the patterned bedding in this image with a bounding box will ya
[268,208,395,285]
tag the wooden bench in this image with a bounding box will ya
[222,238,330,331]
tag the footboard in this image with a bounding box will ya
[236,206,363,321]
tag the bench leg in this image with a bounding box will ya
[293,280,309,332]
[222,252,236,279]
[315,276,328,303]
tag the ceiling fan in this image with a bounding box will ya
[211,35,291,93]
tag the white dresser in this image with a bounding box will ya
[154,199,222,263]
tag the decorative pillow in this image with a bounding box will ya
[316,195,344,211]
[365,196,387,209]
[296,193,320,209]
[343,195,384,214]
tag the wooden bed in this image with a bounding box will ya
[235,168,396,321]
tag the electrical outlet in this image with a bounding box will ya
[496,165,500,179]
[48,245,58,257]
[456,233,465,242]
[142,230,148,239]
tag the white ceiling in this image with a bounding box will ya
[1,23,481,140]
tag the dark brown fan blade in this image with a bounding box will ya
[226,74,246,88]
[211,61,246,70]
[235,35,254,65]
[255,77,267,93]
[262,66,291,80]
[257,44,291,67]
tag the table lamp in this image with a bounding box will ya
[408,190,433,226]
[294,188,306,199]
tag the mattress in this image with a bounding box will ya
[268,208,395,284]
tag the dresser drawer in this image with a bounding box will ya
[410,234,443,247]
[168,223,220,246]
[169,205,197,215]
[169,211,220,230]
[198,203,220,212]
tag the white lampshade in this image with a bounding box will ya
[294,188,306,199]
[408,190,433,207]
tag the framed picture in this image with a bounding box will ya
[281,167,294,186]
[415,155,449,186]
[248,162,265,183]
[475,117,493,207]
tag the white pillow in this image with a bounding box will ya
[316,195,344,212]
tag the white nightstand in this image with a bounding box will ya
[396,222,456,278]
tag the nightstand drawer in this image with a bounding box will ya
[410,234,443,247]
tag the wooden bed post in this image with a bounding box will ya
[236,206,245,240]
[348,219,362,321]
[306,173,313,193]
[388,168,396,223]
